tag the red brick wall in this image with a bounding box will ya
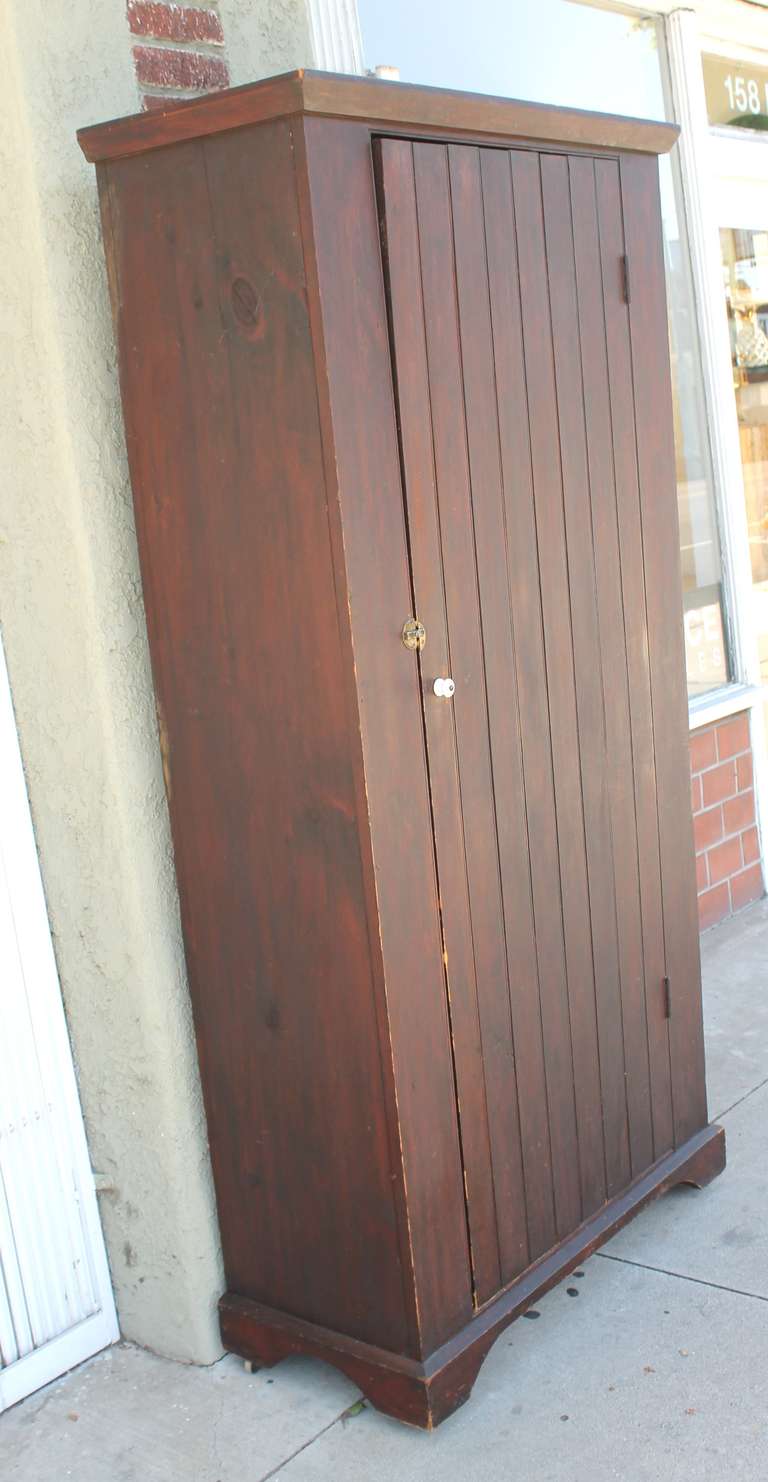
[690,712,763,930]
[127,0,230,110]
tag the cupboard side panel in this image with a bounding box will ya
[299,117,474,1353]
[99,128,410,1352]
[620,153,708,1145]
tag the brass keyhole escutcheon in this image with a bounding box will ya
[402,617,426,652]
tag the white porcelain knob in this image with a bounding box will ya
[433,677,456,699]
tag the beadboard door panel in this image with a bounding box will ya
[376,135,678,1296]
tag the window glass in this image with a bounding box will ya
[721,228,768,710]
[703,54,768,134]
[359,0,730,696]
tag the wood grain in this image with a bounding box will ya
[301,117,474,1354]
[78,68,680,164]
[88,83,721,1427]
[100,122,411,1351]
[220,1122,725,1428]
[621,153,709,1147]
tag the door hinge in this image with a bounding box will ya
[620,254,631,305]
[663,975,671,1019]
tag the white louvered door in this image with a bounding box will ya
[0,633,117,1411]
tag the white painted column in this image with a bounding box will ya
[307,0,363,72]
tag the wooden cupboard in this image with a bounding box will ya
[79,71,725,1428]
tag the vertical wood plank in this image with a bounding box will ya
[508,149,584,1237]
[594,157,674,1160]
[540,152,629,1204]
[620,152,708,1146]
[375,136,502,1305]
[301,119,474,1352]
[448,141,544,1282]
[479,145,565,1262]
[569,154,654,1178]
[412,135,514,1302]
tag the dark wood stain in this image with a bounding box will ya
[83,72,722,1428]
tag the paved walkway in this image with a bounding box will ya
[5,899,768,1481]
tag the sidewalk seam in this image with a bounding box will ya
[256,1401,363,1481]
[597,1250,768,1303]
[711,1071,768,1123]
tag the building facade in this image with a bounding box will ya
[0,0,765,1406]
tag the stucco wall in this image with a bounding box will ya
[0,0,317,1364]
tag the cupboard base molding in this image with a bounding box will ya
[220,1122,725,1429]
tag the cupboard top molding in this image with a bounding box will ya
[77,68,679,164]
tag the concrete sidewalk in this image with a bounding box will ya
[5,899,768,1481]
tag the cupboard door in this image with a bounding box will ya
[376,137,676,1303]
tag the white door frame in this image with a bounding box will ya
[0,632,118,1411]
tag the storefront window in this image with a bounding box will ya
[358,0,729,697]
[721,227,768,700]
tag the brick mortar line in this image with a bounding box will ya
[132,36,226,54]
[691,752,751,776]
[694,814,756,833]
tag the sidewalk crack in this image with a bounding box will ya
[257,1399,364,1481]
[597,1251,768,1303]
[711,1071,768,1123]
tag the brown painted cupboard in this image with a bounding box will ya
[79,71,725,1428]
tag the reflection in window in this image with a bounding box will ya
[721,228,768,708]
[358,0,729,697]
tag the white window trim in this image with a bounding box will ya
[689,682,765,729]
[663,7,768,883]
[665,10,760,689]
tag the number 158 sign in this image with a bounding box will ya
[703,54,768,133]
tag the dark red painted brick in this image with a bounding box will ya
[142,92,186,110]
[698,880,730,932]
[128,0,224,44]
[707,835,742,885]
[133,44,229,90]
[737,751,754,792]
[716,711,750,760]
[691,774,702,814]
[722,789,755,837]
[690,726,716,774]
[731,863,764,913]
[695,852,708,893]
[693,804,723,854]
[742,826,760,866]
[702,759,737,808]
